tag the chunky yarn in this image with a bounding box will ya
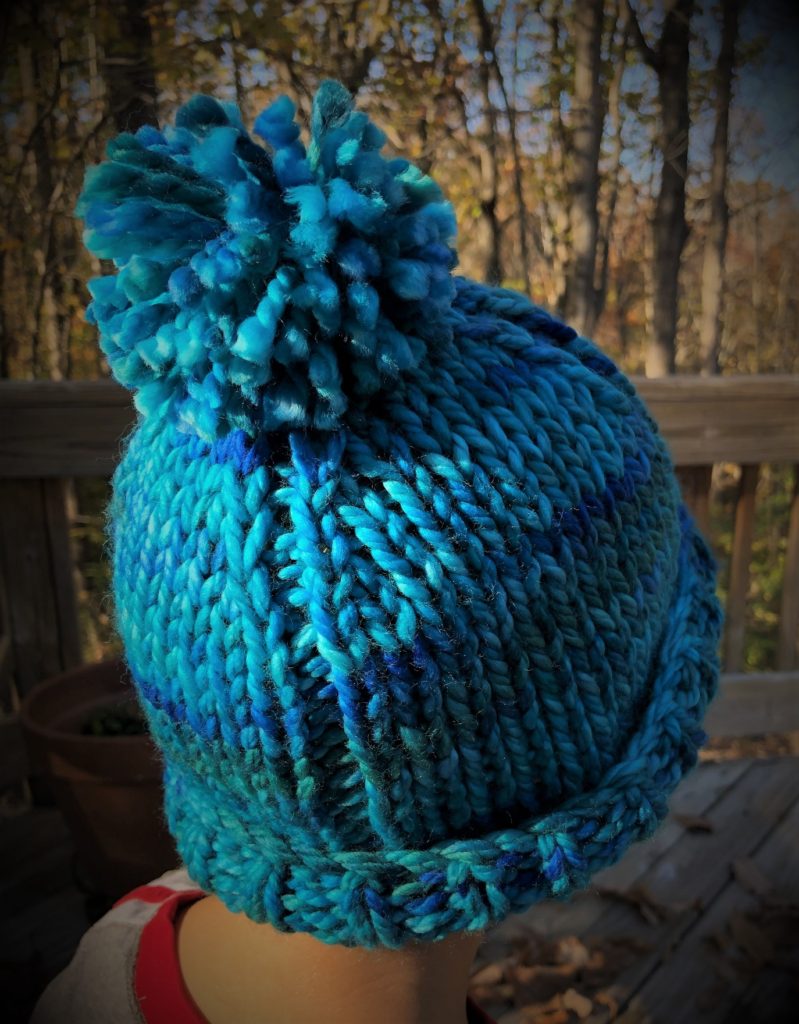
[81,81,723,950]
[76,81,457,438]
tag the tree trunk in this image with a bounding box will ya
[596,4,630,327]
[323,0,390,93]
[470,0,503,285]
[753,198,763,372]
[422,0,493,283]
[649,0,692,376]
[228,10,246,121]
[775,257,793,371]
[546,11,571,312]
[563,0,604,336]
[700,0,739,376]
[101,0,158,132]
[16,1,61,379]
[472,0,531,293]
[628,0,693,376]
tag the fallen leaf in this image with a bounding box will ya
[519,992,569,1024]
[706,927,737,961]
[729,910,775,966]
[595,883,669,925]
[511,932,548,964]
[674,812,714,833]
[554,935,591,967]
[523,1010,569,1024]
[731,857,772,898]
[509,962,576,1004]
[470,961,508,987]
[562,987,593,1019]
[572,939,641,990]
[594,990,619,1016]
[471,981,515,1005]
[492,1011,528,1024]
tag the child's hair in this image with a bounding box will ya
[76,78,723,950]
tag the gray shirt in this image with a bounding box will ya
[30,867,201,1024]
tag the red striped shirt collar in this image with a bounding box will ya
[118,883,497,1024]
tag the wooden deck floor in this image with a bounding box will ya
[2,754,798,1024]
[468,755,799,1023]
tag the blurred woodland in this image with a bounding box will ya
[1,0,798,668]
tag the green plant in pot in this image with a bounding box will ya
[20,659,179,905]
[81,702,148,738]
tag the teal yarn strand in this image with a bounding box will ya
[88,81,723,949]
[76,80,457,439]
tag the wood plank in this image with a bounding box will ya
[0,380,132,478]
[0,481,67,695]
[777,464,799,671]
[705,671,799,738]
[675,465,713,540]
[0,552,14,711]
[2,375,799,477]
[0,715,29,788]
[724,464,760,673]
[633,375,799,466]
[0,633,11,696]
[473,760,749,973]
[621,784,799,1023]
[0,476,81,706]
[578,756,799,1021]
[42,479,82,671]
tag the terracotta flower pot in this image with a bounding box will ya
[20,658,178,902]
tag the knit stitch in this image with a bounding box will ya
[78,79,724,949]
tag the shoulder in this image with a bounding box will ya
[30,868,202,1024]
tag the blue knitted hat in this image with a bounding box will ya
[77,79,723,949]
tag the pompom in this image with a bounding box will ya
[76,80,458,438]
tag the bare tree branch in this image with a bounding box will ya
[625,0,661,70]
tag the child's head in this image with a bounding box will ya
[76,79,723,950]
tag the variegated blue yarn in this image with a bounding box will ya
[80,80,724,950]
[76,80,457,438]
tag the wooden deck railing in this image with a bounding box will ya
[0,375,798,784]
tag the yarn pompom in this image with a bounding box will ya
[76,80,458,438]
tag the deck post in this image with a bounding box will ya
[777,464,799,671]
[0,478,82,701]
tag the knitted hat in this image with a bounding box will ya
[77,79,723,949]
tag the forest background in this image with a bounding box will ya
[1,0,797,671]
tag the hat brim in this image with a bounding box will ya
[164,502,723,948]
